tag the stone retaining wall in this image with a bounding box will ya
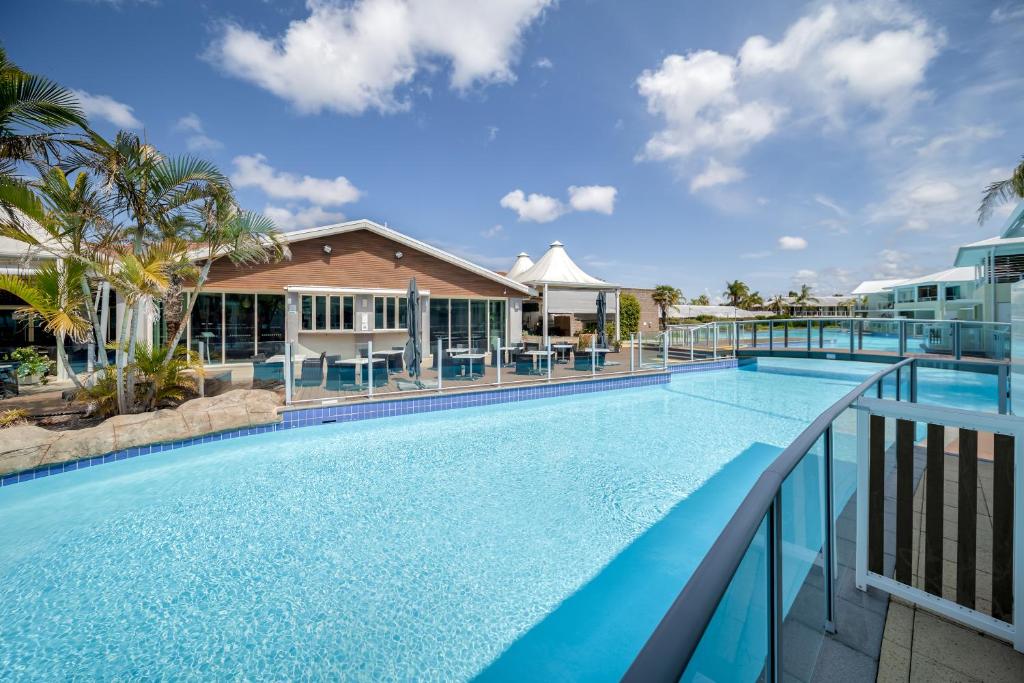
[0,390,281,477]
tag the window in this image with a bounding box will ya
[917,285,937,302]
[301,295,313,330]
[300,294,354,331]
[489,300,506,348]
[257,295,286,357]
[343,296,354,330]
[897,289,914,303]
[373,296,408,330]
[190,293,223,363]
[429,298,449,349]
[945,285,962,301]
[315,296,327,329]
[224,293,256,361]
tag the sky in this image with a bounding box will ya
[5,0,1024,300]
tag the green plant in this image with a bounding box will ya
[132,343,202,411]
[978,155,1024,224]
[75,366,119,417]
[723,280,750,307]
[8,346,53,383]
[651,284,683,331]
[690,294,710,306]
[0,408,28,428]
[619,293,640,337]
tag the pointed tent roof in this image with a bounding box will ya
[506,252,535,280]
[512,241,618,289]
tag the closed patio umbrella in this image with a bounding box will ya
[404,278,422,384]
[596,291,608,349]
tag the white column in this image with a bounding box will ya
[542,283,549,346]
[614,288,621,341]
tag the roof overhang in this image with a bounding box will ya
[278,219,534,295]
[523,280,621,290]
[283,285,431,296]
[954,236,1024,266]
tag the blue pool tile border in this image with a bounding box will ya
[1,360,740,488]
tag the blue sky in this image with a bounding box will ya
[5,0,1024,299]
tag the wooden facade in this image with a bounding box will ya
[202,228,517,298]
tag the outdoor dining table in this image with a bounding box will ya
[497,345,521,365]
[551,343,574,363]
[372,348,405,373]
[335,357,387,385]
[526,349,553,371]
[267,353,306,363]
[452,352,487,379]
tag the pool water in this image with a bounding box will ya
[0,359,995,680]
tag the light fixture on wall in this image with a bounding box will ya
[323,244,332,254]
[394,251,403,259]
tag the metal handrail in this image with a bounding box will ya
[622,357,916,682]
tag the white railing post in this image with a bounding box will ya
[197,341,206,398]
[86,342,95,374]
[630,334,635,372]
[591,335,596,377]
[547,341,552,382]
[638,330,643,368]
[690,328,694,361]
[367,340,374,398]
[855,406,869,591]
[663,330,669,370]
[437,338,443,392]
[496,336,502,386]
[283,341,292,404]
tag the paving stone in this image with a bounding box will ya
[882,602,913,650]
[876,639,910,683]
[911,609,1024,683]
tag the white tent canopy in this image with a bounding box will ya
[506,241,621,344]
[505,252,535,280]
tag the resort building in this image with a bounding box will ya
[781,294,855,317]
[191,219,533,365]
[851,279,903,316]
[889,267,978,320]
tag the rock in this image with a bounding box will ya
[0,389,283,477]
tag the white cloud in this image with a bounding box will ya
[793,269,818,284]
[481,223,504,238]
[207,0,552,115]
[499,189,566,223]
[174,113,223,152]
[779,235,808,250]
[501,184,619,222]
[635,3,944,185]
[263,204,346,231]
[814,194,848,217]
[991,5,1024,23]
[487,125,499,142]
[567,185,617,214]
[740,250,772,259]
[690,158,746,192]
[72,89,141,128]
[907,180,959,205]
[534,57,553,69]
[232,154,362,206]
[916,125,1001,156]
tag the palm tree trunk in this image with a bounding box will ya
[115,305,132,415]
[78,274,107,368]
[160,259,212,370]
[55,335,85,391]
[124,299,143,411]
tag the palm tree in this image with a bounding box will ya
[651,284,683,330]
[690,293,710,306]
[742,291,764,310]
[723,280,750,307]
[0,46,85,220]
[978,155,1024,224]
[768,294,787,315]
[792,283,817,307]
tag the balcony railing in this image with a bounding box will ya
[623,357,1020,681]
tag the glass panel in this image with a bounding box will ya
[190,293,223,364]
[315,296,327,330]
[301,295,312,331]
[343,296,354,331]
[398,297,407,329]
[489,300,505,348]
[257,294,286,358]
[329,296,341,330]
[429,298,448,350]
[0,308,30,353]
[449,299,468,348]
[470,300,487,350]
[681,516,768,682]
[386,297,396,329]
[375,297,385,329]
[224,293,256,362]
[780,443,826,681]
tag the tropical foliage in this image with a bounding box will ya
[690,294,710,306]
[651,284,683,330]
[790,283,817,308]
[0,48,285,415]
[978,155,1024,225]
[722,280,749,307]
[619,292,641,337]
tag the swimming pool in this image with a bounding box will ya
[0,359,994,680]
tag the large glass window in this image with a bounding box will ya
[449,299,469,348]
[330,296,341,329]
[917,285,937,302]
[470,299,487,349]
[343,296,354,330]
[945,285,961,301]
[489,300,506,348]
[374,297,385,329]
[398,297,408,328]
[315,296,327,329]
[373,296,407,330]
[224,293,256,361]
[429,298,449,350]
[897,289,914,303]
[190,293,223,364]
[301,295,313,330]
[257,295,285,357]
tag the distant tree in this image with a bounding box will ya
[651,284,683,330]
[723,280,750,307]
[742,291,764,309]
[792,283,817,307]
[978,155,1024,224]
[619,292,641,337]
[691,293,710,306]
[768,294,787,315]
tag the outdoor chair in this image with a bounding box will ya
[326,364,358,392]
[361,362,389,388]
[252,360,284,389]
[573,354,595,372]
[297,353,326,387]
[515,353,544,375]
[442,353,465,380]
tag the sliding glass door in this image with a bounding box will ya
[191,293,223,364]
[190,292,286,363]
[257,295,286,357]
[224,293,256,362]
